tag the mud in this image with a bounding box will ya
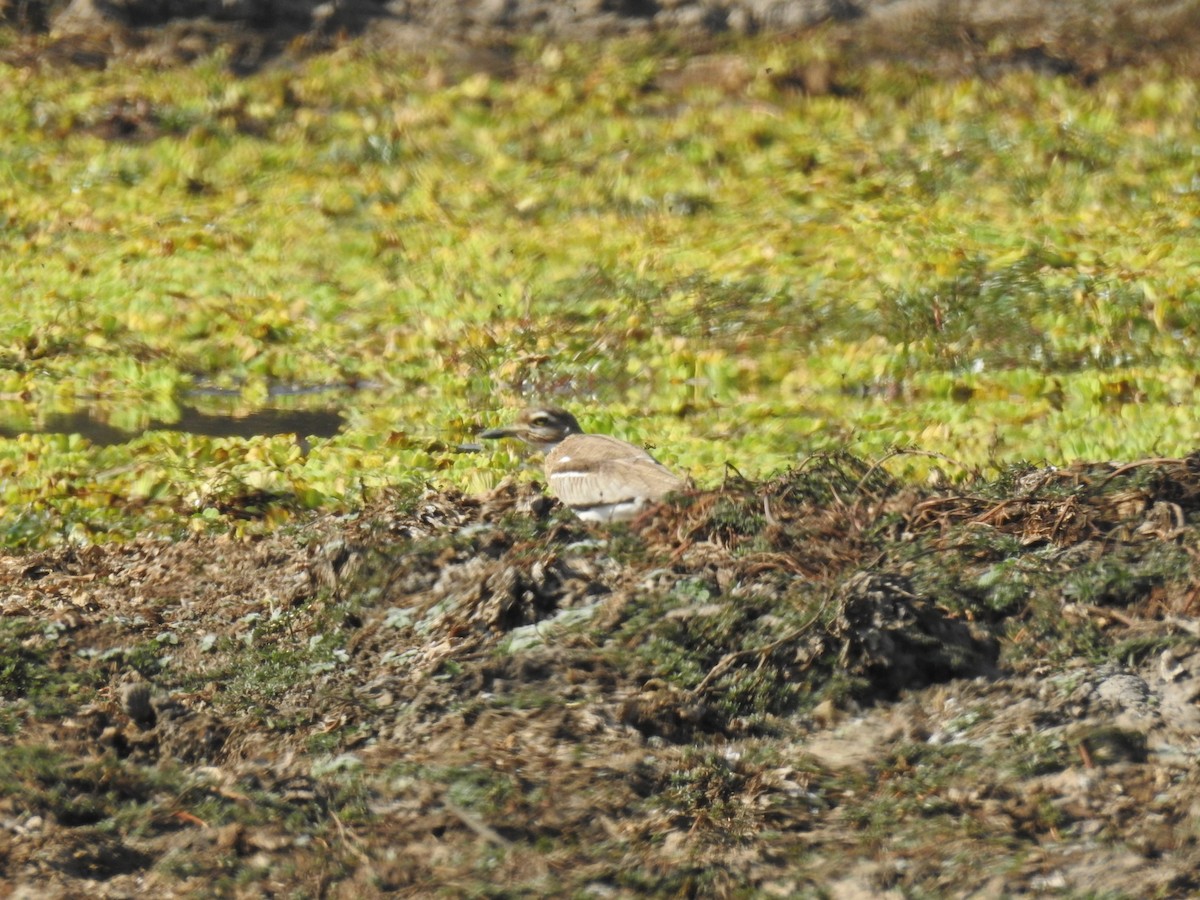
[7,0,1200,79]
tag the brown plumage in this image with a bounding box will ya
[481,407,683,522]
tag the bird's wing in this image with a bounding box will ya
[548,433,659,462]
[547,456,684,508]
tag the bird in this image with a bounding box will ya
[480,406,684,523]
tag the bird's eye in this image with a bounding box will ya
[530,415,550,426]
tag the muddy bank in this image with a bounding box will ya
[8,0,1200,75]
[4,457,1200,894]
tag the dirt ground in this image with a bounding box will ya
[3,455,1200,896]
[9,0,1200,79]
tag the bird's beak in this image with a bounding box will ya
[480,424,518,440]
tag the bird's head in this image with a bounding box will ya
[481,406,583,452]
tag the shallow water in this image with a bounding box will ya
[0,406,345,446]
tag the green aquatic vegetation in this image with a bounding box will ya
[1,38,1199,540]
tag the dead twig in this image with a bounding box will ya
[330,808,372,865]
[1095,457,1184,491]
[763,493,778,527]
[444,798,514,849]
[1064,603,1140,629]
[855,445,973,496]
[974,497,1037,526]
[1077,741,1095,770]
